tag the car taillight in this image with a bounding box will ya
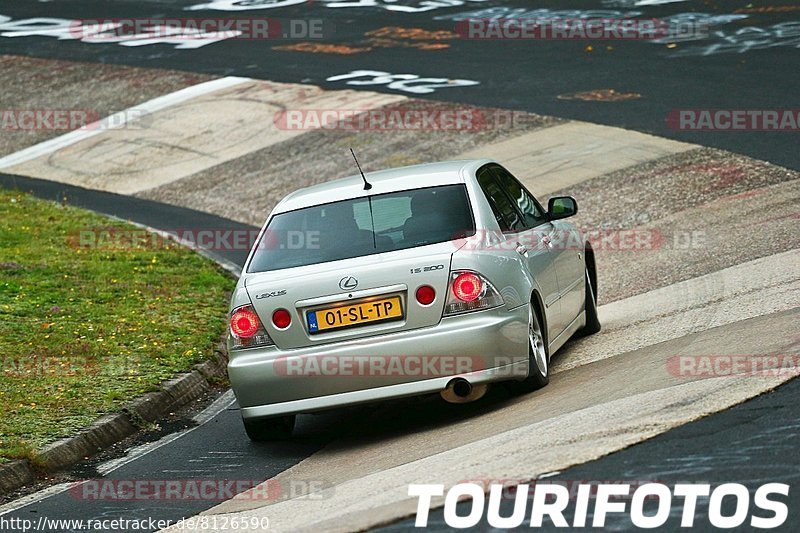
[272,308,292,329]
[415,285,436,305]
[229,305,273,350]
[444,271,504,316]
[452,273,482,302]
[231,307,259,338]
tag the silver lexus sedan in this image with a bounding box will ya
[227,159,600,440]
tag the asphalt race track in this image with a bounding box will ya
[381,375,800,532]
[0,1,798,532]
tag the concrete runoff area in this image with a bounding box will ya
[0,79,405,194]
[0,54,215,158]
[454,121,695,197]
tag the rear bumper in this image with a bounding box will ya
[240,361,528,419]
[228,304,529,419]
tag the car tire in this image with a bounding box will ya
[516,301,550,392]
[580,268,601,336]
[243,415,296,441]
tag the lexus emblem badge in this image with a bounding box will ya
[339,276,358,291]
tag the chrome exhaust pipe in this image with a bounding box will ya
[441,378,488,404]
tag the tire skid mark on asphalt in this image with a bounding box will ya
[0,77,251,170]
[0,78,406,195]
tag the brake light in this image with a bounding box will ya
[272,308,292,329]
[231,307,259,338]
[452,272,483,302]
[444,271,503,316]
[415,285,436,305]
[229,305,273,350]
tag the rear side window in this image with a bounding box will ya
[491,166,548,228]
[477,168,525,232]
[247,184,475,273]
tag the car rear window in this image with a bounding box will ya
[246,184,475,273]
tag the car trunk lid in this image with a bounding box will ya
[244,241,459,350]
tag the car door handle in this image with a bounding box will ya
[515,242,528,256]
[541,235,552,247]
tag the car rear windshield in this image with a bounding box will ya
[247,184,475,273]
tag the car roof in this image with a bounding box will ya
[272,159,494,214]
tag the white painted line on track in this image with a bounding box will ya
[0,77,252,169]
[97,390,236,475]
[0,483,74,518]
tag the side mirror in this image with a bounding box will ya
[548,196,578,220]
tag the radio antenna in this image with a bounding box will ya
[350,148,372,190]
